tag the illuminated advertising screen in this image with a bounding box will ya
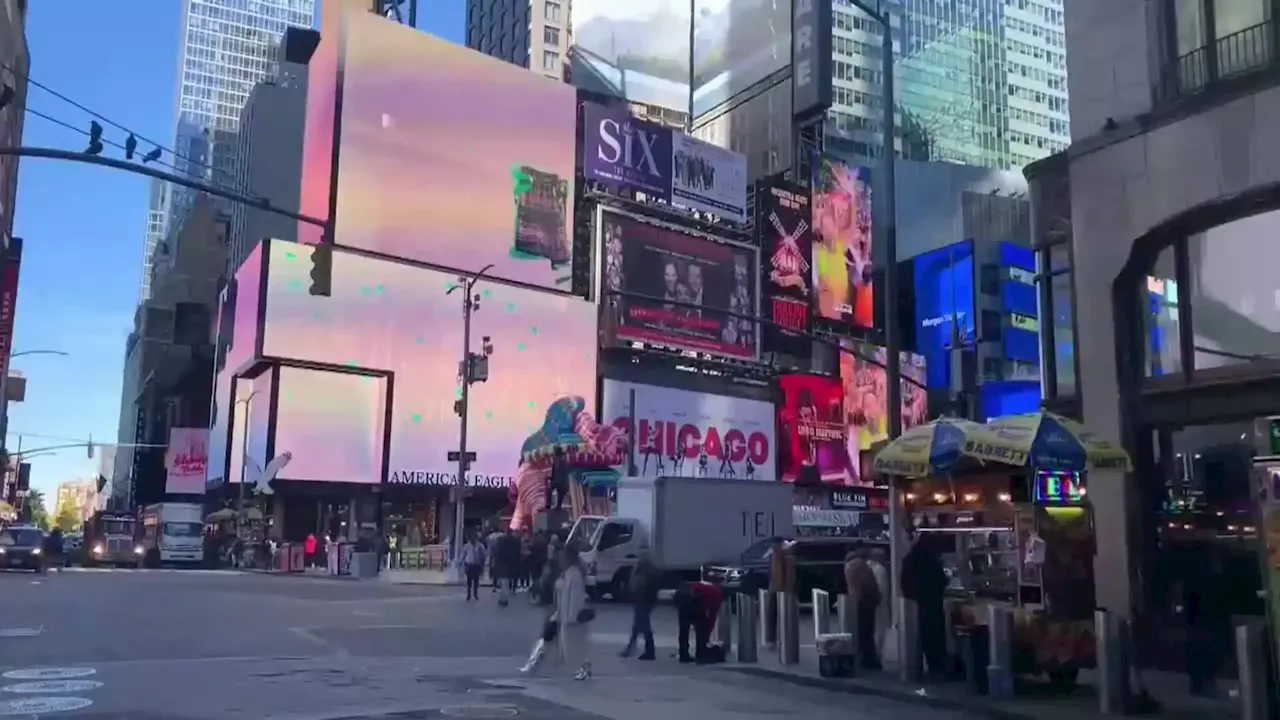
[979,380,1041,422]
[570,0,692,114]
[273,367,387,484]
[777,374,847,486]
[242,370,274,485]
[305,8,578,291]
[913,240,975,388]
[599,207,758,360]
[261,240,597,487]
[691,0,791,119]
[812,156,873,329]
[601,380,775,479]
[207,244,264,487]
[841,341,928,455]
[757,177,813,357]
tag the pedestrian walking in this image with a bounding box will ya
[556,544,594,680]
[494,528,521,606]
[459,533,487,601]
[520,540,563,673]
[620,550,658,660]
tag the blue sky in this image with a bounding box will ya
[9,1,465,498]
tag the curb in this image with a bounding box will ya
[724,665,1040,720]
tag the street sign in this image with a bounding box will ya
[447,451,477,463]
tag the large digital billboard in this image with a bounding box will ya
[841,342,928,456]
[599,207,758,360]
[757,177,813,357]
[813,156,873,329]
[601,380,775,479]
[691,0,791,118]
[261,240,597,487]
[207,244,264,487]
[273,367,387,484]
[913,240,975,388]
[570,0,692,115]
[304,8,579,291]
[777,374,847,486]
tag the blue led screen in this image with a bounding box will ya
[913,240,975,388]
[1004,327,1040,363]
[979,380,1041,422]
[1002,280,1038,317]
[999,241,1035,271]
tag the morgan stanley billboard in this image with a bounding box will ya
[583,102,749,223]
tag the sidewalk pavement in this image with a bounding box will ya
[724,636,1239,720]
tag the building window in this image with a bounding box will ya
[544,26,560,47]
[544,1,561,23]
[1144,246,1182,378]
[542,50,559,71]
[1166,0,1273,97]
[1186,209,1280,372]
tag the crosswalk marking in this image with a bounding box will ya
[57,567,243,575]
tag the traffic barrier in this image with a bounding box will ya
[1095,609,1131,715]
[736,594,758,662]
[1237,620,1272,720]
[715,598,733,654]
[897,597,922,682]
[759,589,777,650]
[778,592,800,666]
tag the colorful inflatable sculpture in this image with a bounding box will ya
[508,396,626,530]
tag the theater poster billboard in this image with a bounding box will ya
[598,207,758,360]
[778,374,849,486]
[757,177,813,357]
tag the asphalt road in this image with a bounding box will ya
[0,568,981,720]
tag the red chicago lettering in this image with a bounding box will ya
[612,416,771,466]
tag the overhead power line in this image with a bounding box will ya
[25,106,192,181]
[1,59,247,193]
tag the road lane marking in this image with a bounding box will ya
[0,696,93,715]
[2,680,103,693]
[2,668,95,680]
[0,628,41,638]
[288,627,350,658]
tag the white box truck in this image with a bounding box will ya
[567,476,794,602]
[139,503,205,567]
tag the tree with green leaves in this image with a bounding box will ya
[24,489,49,529]
[54,503,81,533]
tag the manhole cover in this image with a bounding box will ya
[2,667,96,680]
[4,680,103,693]
[0,629,40,638]
[0,696,93,715]
[439,704,520,718]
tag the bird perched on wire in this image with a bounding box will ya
[142,146,162,164]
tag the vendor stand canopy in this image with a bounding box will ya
[872,417,986,477]
[962,410,1131,473]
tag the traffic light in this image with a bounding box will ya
[86,121,104,156]
[309,244,333,296]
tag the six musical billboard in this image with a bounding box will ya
[598,207,759,360]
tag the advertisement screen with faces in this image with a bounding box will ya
[207,244,264,487]
[273,367,387,484]
[261,240,598,486]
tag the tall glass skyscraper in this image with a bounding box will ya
[140,0,315,299]
[825,0,1068,170]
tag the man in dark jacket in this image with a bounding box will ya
[620,552,658,660]
[674,580,723,664]
[494,529,522,604]
[901,534,949,676]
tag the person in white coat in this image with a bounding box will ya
[556,544,594,680]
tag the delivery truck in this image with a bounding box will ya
[567,476,794,602]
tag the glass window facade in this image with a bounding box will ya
[141,0,316,300]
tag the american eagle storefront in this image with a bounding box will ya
[1037,85,1280,667]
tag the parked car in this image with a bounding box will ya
[0,526,47,573]
[701,537,876,606]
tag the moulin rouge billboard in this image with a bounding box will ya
[600,379,775,480]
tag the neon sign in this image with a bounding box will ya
[1034,471,1085,504]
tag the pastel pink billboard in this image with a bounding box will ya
[260,240,598,486]
[301,6,579,291]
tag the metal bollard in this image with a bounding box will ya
[759,589,777,649]
[897,597,922,682]
[1237,621,1272,720]
[1095,609,1131,715]
[715,596,733,653]
[812,589,831,638]
[836,594,857,635]
[736,594,759,662]
[986,605,1015,699]
[778,592,801,665]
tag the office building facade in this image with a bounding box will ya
[1030,0,1280,622]
[465,0,571,80]
[0,0,27,253]
[140,0,316,300]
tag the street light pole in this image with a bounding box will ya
[234,390,261,533]
[447,263,495,564]
[0,349,70,456]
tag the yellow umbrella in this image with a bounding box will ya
[963,410,1131,473]
[873,417,986,477]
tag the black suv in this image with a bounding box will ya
[0,526,46,573]
[702,537,877,605]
